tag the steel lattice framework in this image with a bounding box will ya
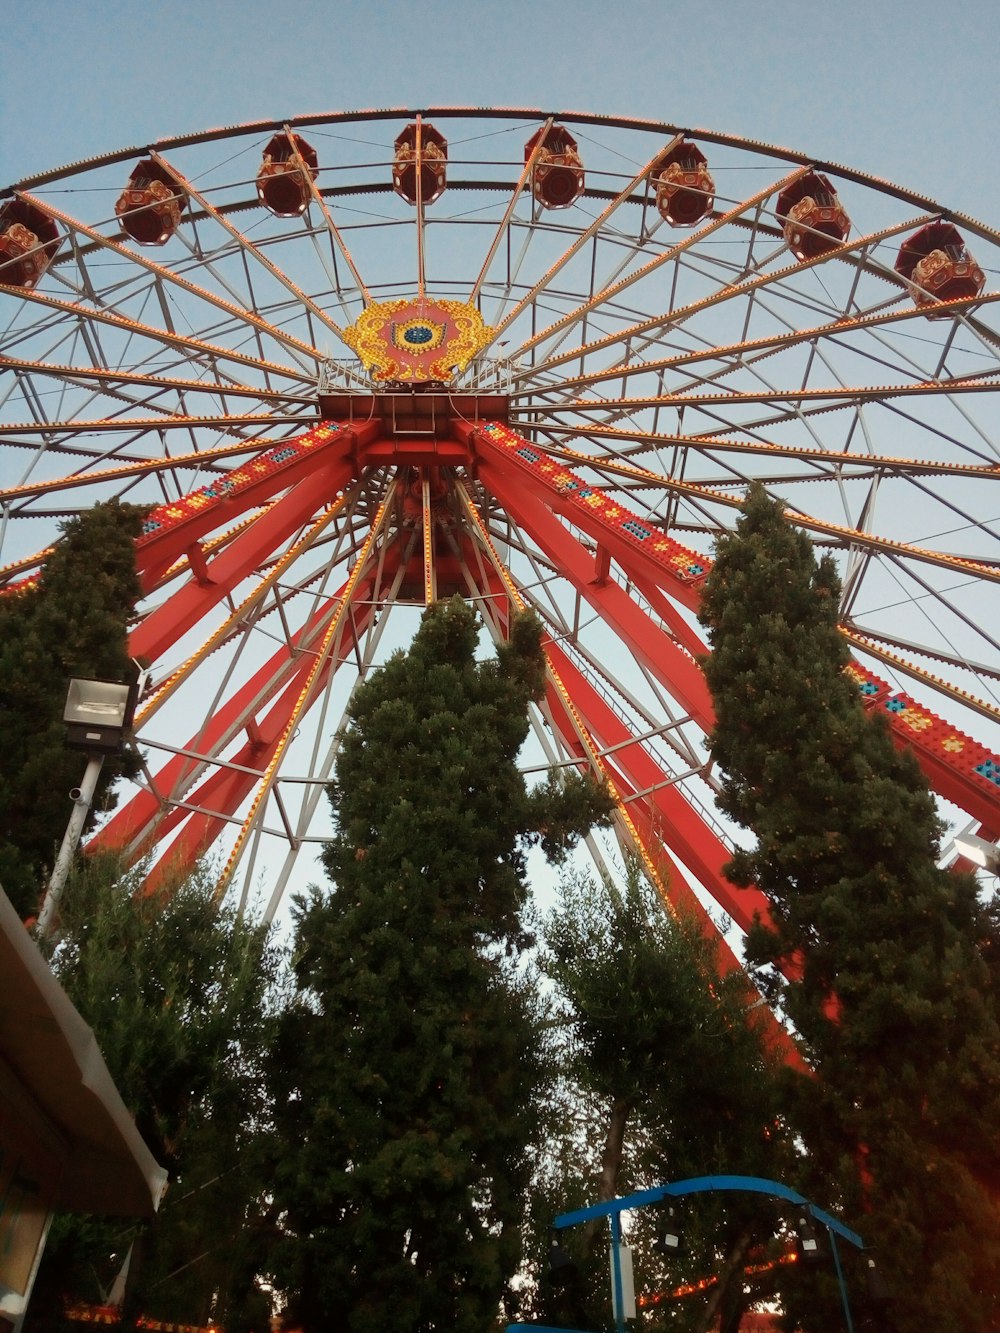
[3,110,1000,1012]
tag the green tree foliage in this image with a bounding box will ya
[540,867,793,1333]
[545,869,789,1184]
[698,483,1000,1332]
[0,501,143,918]
[26,856,282,1333]
[269,596,613,1333]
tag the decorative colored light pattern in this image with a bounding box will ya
[64,1309,219,1333]
[484,417,1000,809]
[137,422,343,544]
[341,298,493,382]
[638,1251,797,1307]
[844,661,1000,799]
[214,487,395,896]
[479,419,708,586]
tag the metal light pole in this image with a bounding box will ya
[36,678,135,940]
[608,1211,636,1333]
[37,752,107,937]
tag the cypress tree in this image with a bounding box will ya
[0,500,143,918]
[698,484,1000,1331]
[269,596,612,1333]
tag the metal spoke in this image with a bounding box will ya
[17,190,322,368]
[151,150,348,339]
[4,106,1000,915]
[483,133,683,348]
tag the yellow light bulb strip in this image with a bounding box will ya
[467,116,556,309]
[283,124,371,305]
[18,190,322,363]
[137,421,345,549]
[143,506,276,592]
[522,208,934,375]
[422,477,436,606]
[136,493,350,725]
[841,629,1000,724]
[521,287,1000,396]
[150,148,347,339]
[0,434,288,506]
[483,420,999,589]
[488,132,684,340]
[2,295,315,384]
[843,655,1000,793]
[532,421,1000,482]
[516,165,815,360]
[540,371,1000,413]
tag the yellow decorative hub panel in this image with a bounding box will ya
[341,299,494,383]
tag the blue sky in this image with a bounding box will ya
[3,0,999,227]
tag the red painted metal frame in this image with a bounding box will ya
[90,412,1000,900]
[462,434,713,729]
[470,559,802,1066]
[464,418,1000,829]
[133,418,379,587]
[140,596,375,891]
[131,462,356,663]
[469,554,764,929]
[94,572,378,881]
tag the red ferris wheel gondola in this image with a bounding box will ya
[895,220,985,316]
[652,140,715,227]
[0,198,60,288]
[115,159,184,246]
[392,122,448,206]
[256,133,318,217]
[525,124,584,210]
[776,170,850,260]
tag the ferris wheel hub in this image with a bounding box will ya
[317,391,508,455]
[340,298,495,385]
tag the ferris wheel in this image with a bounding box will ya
[3,108,1000,965]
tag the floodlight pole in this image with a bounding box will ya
[829,1231,854,1333]
[37,753,105,939]
[36,675,137,939]
[609,1212,627,1333]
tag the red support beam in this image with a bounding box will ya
[93,573,378,866]
[463,444,714,728]
[359,438,469,467]
[469,557,804,1067]
[460,417,1000,830]
[846,662,1000,831]
[134,418,381,585]
[131,457,355,663]
[458,417,708,609]
[543,635,771,934]
[464,550,765,929]
[141,611,372,892]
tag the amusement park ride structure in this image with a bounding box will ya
[2,109,1000,1000]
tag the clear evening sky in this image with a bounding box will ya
[3,0,998,229]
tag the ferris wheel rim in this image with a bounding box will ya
[3,107,1000,917]
[13,104,1000,246]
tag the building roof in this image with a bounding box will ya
[0,886,166,1216]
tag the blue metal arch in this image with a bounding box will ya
[553,1173,865,1250]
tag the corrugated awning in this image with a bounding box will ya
[0,886,166,1216]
